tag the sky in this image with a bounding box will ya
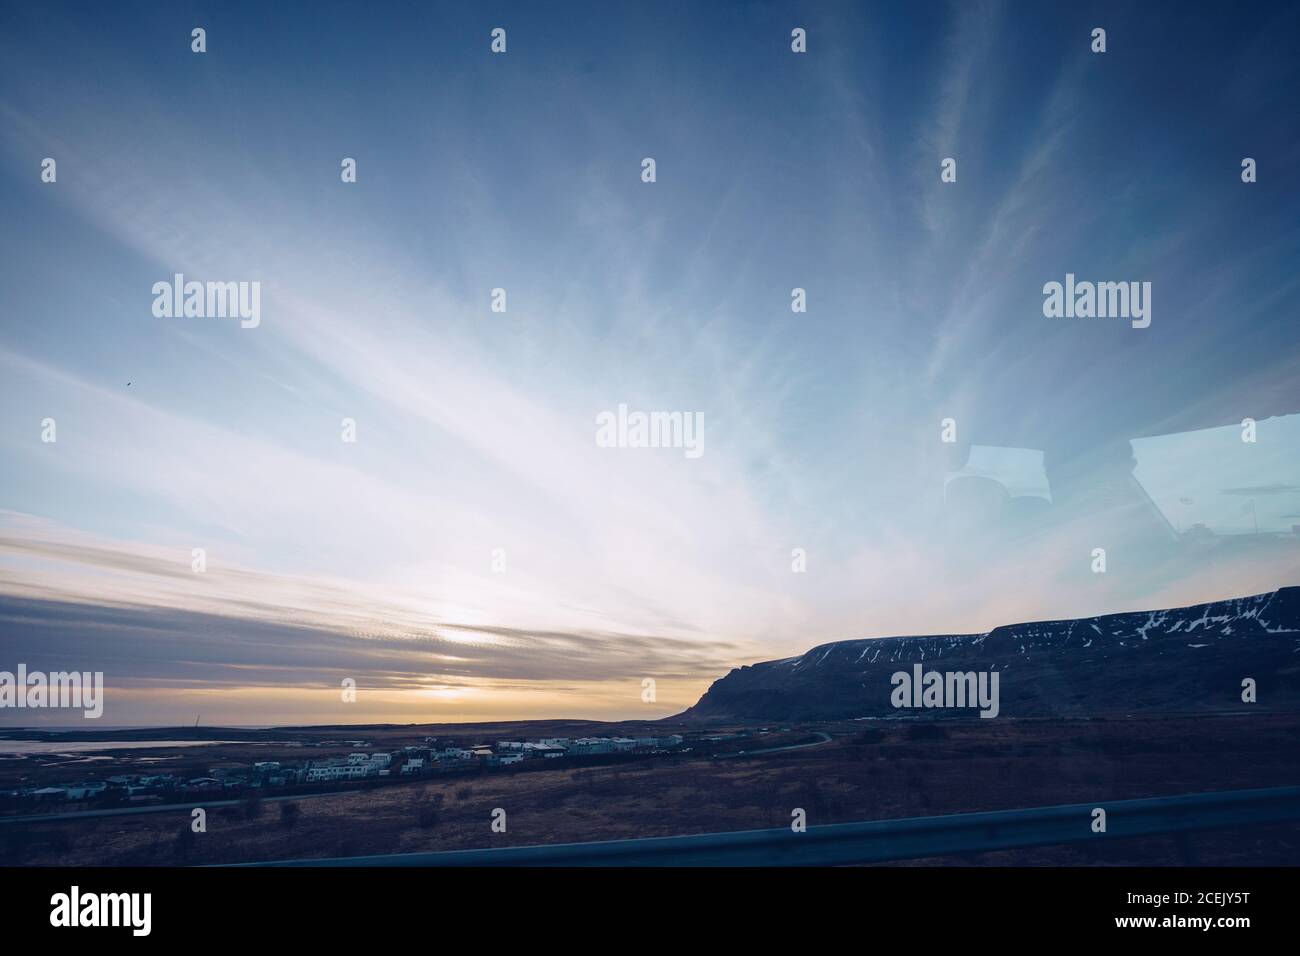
[1,1,1298,726]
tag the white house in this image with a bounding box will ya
[569,737,615,755]
[304,763,369,783]
[64,781,109,800]
[435,748,473,762]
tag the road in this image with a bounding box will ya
[716,731,833,758]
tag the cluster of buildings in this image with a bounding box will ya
[2,733,688,807]
[12,773,186,804]
[300,752,394,783]
[433,734,686,765]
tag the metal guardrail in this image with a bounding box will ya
[235,785,1300,866]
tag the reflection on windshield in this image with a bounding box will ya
[1133,414,1300,537]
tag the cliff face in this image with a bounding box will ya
[676,588,1300,722]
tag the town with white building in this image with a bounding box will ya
[0,733,688,810]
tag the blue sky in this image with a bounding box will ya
[1,1,1298,725]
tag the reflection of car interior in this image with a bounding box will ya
[944,446,1053,538]
[942,412,1300,553]
[1132,415,1300,538]
[943,442,1174,543]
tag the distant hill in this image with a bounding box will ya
[677,587,1300,722]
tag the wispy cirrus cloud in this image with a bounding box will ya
[1,3,1297,725]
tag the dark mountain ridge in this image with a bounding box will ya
[678,587,1300,722]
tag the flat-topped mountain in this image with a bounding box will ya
[677,587,1300,722]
